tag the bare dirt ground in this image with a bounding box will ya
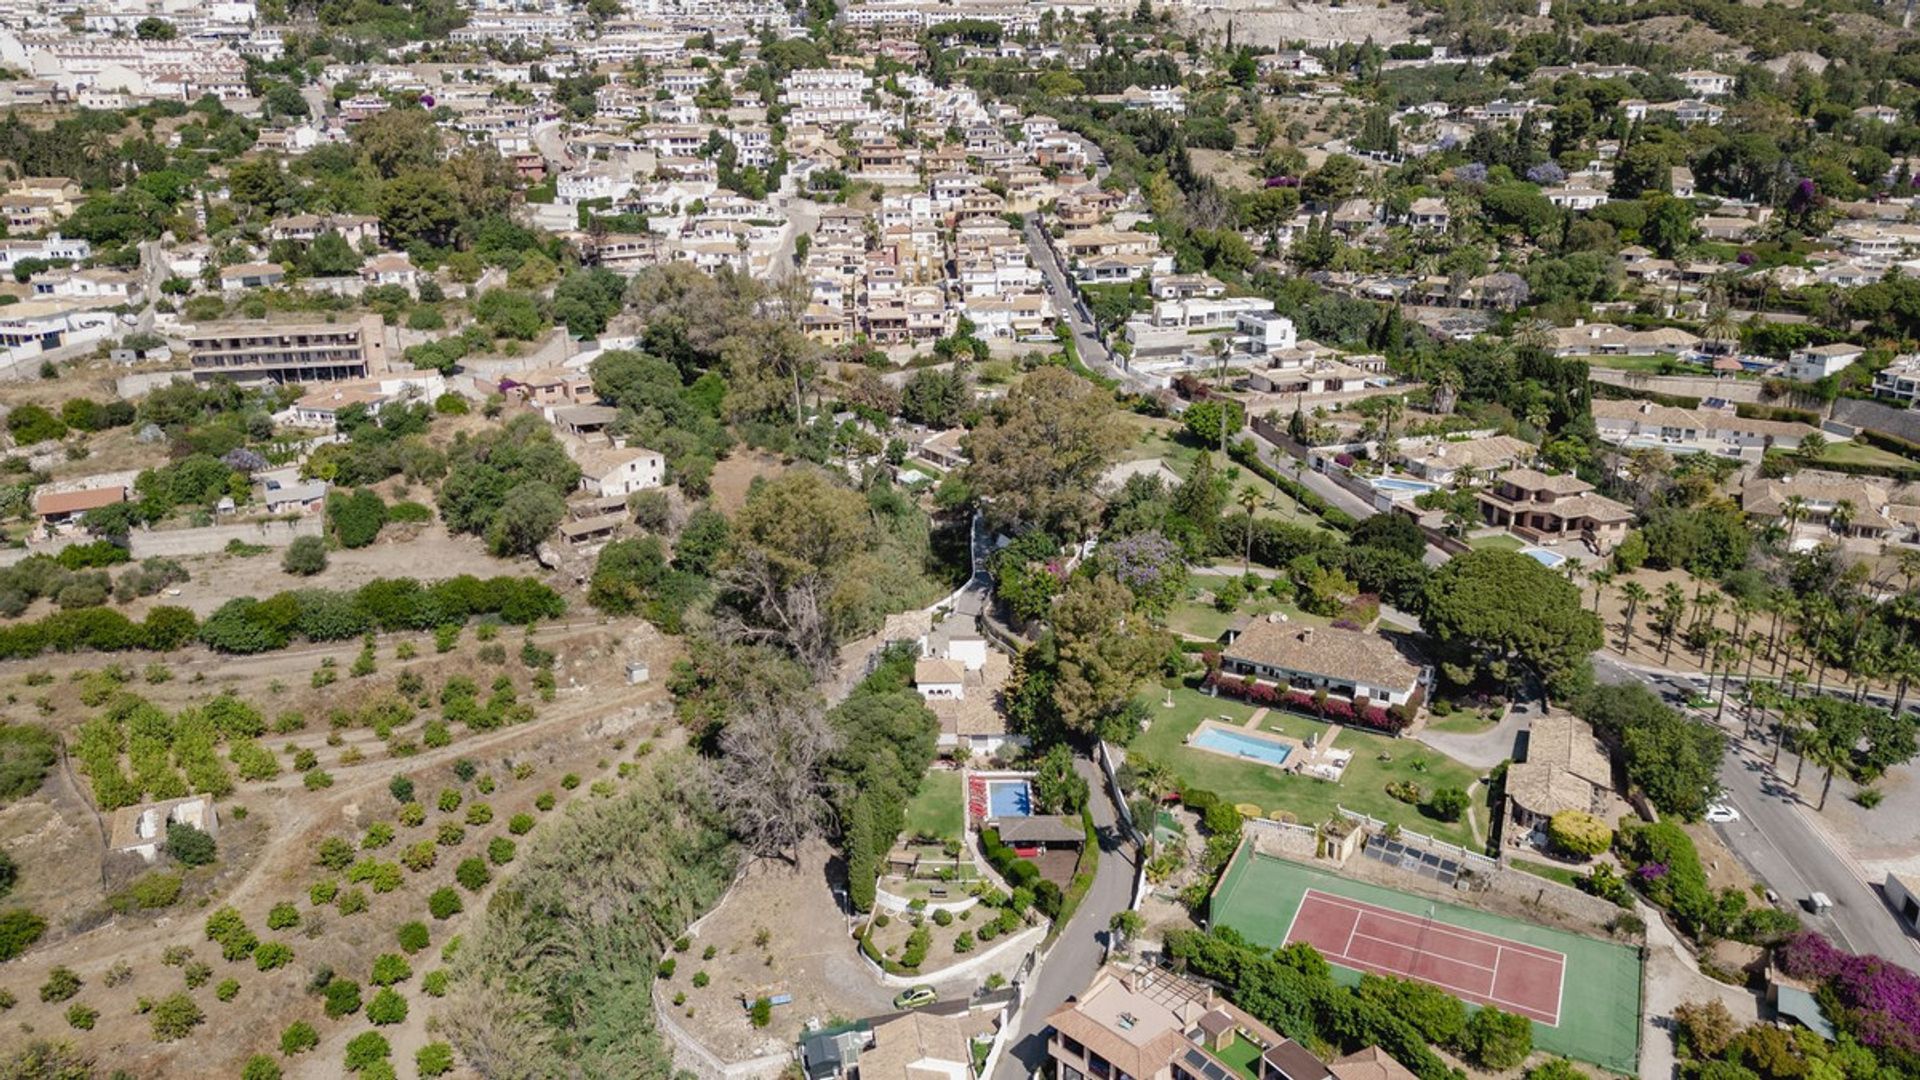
[126,525,524,619]
[1812,759,1920,869]
[707,450,791,517]
[1189,149,1262,194]
[668,840,894,1062]
[0,600,680,1077]
[1172,0,1421,47]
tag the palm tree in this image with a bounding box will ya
[1891,643,1920,716]
[1619,581,1650,653]
[1431,366,1461,415]
[1589,567,1615,614]
[1657,582,1688,663]
[1376,395,1404,440]
[1830,498,1856,537]
[1781,495,1808,542]
[1236,486,1260,575]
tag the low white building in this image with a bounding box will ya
[575,445,665,499]
[110,796,218,863]
[914,658,965,700]
[1785,342,1864,383]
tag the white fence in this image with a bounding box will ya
[1335,805,1498,873]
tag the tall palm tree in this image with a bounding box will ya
[1807,721,1852,811]
[1589,567,1615,614]
[1236,486,1260,576]
[1831,498,1856,538]
[1619,581,1650,653]
[1781,495,1808,543]
[1431,366,1461,415]
[1657,582,1688,663]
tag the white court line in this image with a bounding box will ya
[1303,890,1564,962]
[1296,892,1564,1024]
[1348,930,1498,976]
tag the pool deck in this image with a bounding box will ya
[1184,717,1354,779]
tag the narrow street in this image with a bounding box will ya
[991,756,1137,1080]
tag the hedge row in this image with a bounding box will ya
[1734,402,1821,425]
[0,576,563,661]
[1203,669,1411,735]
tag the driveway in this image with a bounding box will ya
[1415,698,1532,771]
[991,756,1137,1080]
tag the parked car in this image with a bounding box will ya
[1705,803,1740,824]
[893,985,937,1010]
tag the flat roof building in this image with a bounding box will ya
[187,315,388,385]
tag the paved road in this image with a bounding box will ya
[1021,217,1155,396]
[991,756,1137,1080]
[1594,655,1920,969]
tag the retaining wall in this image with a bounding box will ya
[128,516,321,558]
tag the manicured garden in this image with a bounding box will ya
[1164,573,1328,642]
[902,769,963,842]
[1130,686,1482,844]
[1466,533,1525,552]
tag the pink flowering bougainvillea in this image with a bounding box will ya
[1776,931,1920,1054]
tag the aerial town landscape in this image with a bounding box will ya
[3,0,1920,1076]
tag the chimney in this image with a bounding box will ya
[1299,628,1314,644]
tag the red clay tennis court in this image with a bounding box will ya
[1282,889,1566,1025]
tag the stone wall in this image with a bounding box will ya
[128,516,321,558]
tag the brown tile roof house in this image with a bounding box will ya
[1506,710,1614,824]
[1328,1048,1419,1080]
[34,485,127,521]
[996,815,1085,846]
[855,1008,978,1080]
[1049,966,1339,1080]
[1220,618,1423,706]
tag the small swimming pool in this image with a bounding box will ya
[1521,547,1566,568]
[1371,477,1439,495]
[1191,726,1293,767]
[986,780,1032,818]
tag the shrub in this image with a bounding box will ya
[751,996,773,1027]
[428,887,462,919]
[204,906,257,961]
[281,1019,320,1055]
[416,1041,455,1076]
[1425,786,1469,823]
[487,837,517,865]
[336,886,369,915]
[39,966,82,1003]
[371,953,412,985]
[465,801,493,825]
[255,941,295,971]
[1547,810,1612,857]
[165,821,217,866]
[149,992,204,1041]
[241,1055,281,1080]
[282,536,328,576]
[0,908,44,960]
[398,920,430,953]
[322,977,362,1018]
[113,871,183,911]
[1464,1005,1533,1069]
[366,987,409,1025]
[455,857,491,891]
[344,1030,391,1071]
[422,969,450,997]
[437,788,462,813]
[310,879,339,905]
[215,977,240,1002]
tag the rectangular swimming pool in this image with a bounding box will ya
[1521,547,1566,568]
[1371,477,1439,495]
[1191,726,1293,767]
[986,779,1032,818]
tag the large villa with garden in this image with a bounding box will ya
[1215,617,1428,721]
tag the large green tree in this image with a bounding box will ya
[964,367,1127,539]
[1421,550,1602,698]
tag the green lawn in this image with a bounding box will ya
[1166,576,1327,642]
[1512,857,1585,888]
[1124,419,1328,530]
[1133,686,1483,844]
[1586,353,1682,374]
[1423,708,1502,735]
[1467,533,1525,552]
[1209,1031,1264,1080]
[1818,440,1919,471]
[902,770,963,842]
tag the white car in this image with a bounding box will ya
[1705,804,1740,824]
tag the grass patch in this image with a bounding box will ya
[1586,353,1683,374]
[1423,709,1501,735]
[1124,419,1329,531]
[1133,686,1481,844]
[902,769,963,842]
[1511,857,1585,888]
[1165,576,1327,641]
[1818,440,1918,471]
[1467,533,1525,552]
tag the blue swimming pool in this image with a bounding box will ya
[1371,477,1439,495]
[1521,547,1566,568]
[1191,726,1293,767]
[987,780,1032,818]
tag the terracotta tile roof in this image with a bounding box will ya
[34,485,126,516]
[915,659,965,685]
[1507,710,1613,818]
[1330,1048,1420,1080]
[1222,620,1421,694]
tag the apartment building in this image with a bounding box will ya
[781,68,874,126]
[1591,398,1817,457]
[186,315,388,385]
